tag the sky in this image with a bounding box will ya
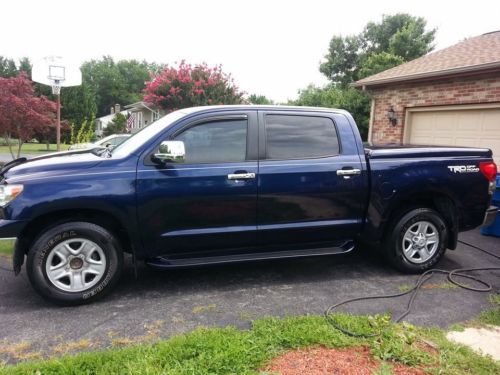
[1,0,500,102]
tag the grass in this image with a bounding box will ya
[0,143,70,156]
[0,314,498,375]
[0,239,14,256]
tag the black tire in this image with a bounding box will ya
[26,222,123,305]
[384,208,448,273]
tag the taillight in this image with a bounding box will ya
[479,162,497,182]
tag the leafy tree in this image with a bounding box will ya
[292,85,371,139]
[0,73,56,158]
[144,61,244,112]
[60,84,97,128]
[320,13,436,87]
[248,94,274,105]
[103,113,127,136]
[0,57,18,78]
[81,56,154,116]
[358,52,405,80]
[362,14,435,60]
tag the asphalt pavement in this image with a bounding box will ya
[0,229,499,362]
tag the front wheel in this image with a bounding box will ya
[384,208,448,273]
[26,222,123,305]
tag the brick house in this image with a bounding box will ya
[354,31,500,164]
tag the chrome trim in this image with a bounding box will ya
[483,206,498,227]
[336,169,361,176]
[228,172,256,180]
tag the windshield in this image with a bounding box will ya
[111,110,188,158]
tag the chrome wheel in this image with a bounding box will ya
[45,238,106,292]
[402,221,439,264]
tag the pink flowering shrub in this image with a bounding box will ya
[143,61,244,112]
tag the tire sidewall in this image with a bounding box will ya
[27,222,122,305]
[387,208,448,273]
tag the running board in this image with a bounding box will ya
[146,241,355,269]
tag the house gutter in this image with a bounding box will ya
[353,60,500,88]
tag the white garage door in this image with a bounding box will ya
[406,105,500,165]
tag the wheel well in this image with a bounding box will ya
[384,193,459,249]
[16,209,133,257]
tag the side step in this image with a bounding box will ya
[146,240,355,269]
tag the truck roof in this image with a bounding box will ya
[178,105,350,116]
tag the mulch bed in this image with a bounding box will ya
[261,346,426,375]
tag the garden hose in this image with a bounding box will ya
[324,239,500,337]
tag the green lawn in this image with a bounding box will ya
[0,143,70,155]
[0,239,14,256]
[1,314,498,374]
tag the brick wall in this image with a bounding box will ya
[368,73,500,143]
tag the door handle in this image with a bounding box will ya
[228,172,256,180]
[336,168,361,177]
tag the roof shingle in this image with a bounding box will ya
[354,31,500,87]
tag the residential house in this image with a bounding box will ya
[354,30,500,164]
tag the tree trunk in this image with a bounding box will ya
[16,140,23,159]
[4,133,15,160]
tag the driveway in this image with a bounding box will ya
[0,229,499,362]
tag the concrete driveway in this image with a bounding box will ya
[0,229,499,362]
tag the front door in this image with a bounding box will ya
[136,111,258,257]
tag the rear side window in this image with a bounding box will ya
[265,115,339,159]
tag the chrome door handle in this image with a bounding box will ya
[228,172,256,180]
[336,169,361,177]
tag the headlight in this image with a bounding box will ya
[0,185,24,206]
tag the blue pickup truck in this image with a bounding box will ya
[0,105,497,304]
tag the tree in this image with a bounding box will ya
[320,13,436,87]
[292,85,371,139]
[362,14,435,61]
[103,113,127,136]
[0,56,18,78]
[358,52,405,80]
[248,94,274,105]
[81,56,154,116]
[144,61,244,112]
[0,73,56,158]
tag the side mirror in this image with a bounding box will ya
[153,140,186,163]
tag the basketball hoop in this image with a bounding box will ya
[51,83,62,95]
[32,56,82,151]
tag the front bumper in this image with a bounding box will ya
[0,219,27,238]
[483,206,499,227]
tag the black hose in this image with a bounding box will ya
[325,240,500,337]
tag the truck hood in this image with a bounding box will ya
[365,144,493,160]
[1,150,104,182]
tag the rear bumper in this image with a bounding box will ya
[483,206,499,227]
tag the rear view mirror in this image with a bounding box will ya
[153,141,186,163]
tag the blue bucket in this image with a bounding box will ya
[480,174,500,237]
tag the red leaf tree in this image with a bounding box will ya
[0,73,56,159]
[143,61,244,112]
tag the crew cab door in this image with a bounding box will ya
[257,111,368,247]
[136,111,258,257]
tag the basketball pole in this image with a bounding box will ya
[56,92,61,152]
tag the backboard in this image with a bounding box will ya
[32,56,82,90]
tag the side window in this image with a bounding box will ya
[265,115,339,159]
[173,119,248,163]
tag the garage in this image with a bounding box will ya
[354,30,500,163]
[405,105,500,164]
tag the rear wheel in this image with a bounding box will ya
[26,222,123,305]
[384,208,448,273]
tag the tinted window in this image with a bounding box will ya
[174,119,247,163]
[265,115,339,159]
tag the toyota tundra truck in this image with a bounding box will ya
[0,105,497,304]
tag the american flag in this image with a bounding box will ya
[127,113,136,132]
